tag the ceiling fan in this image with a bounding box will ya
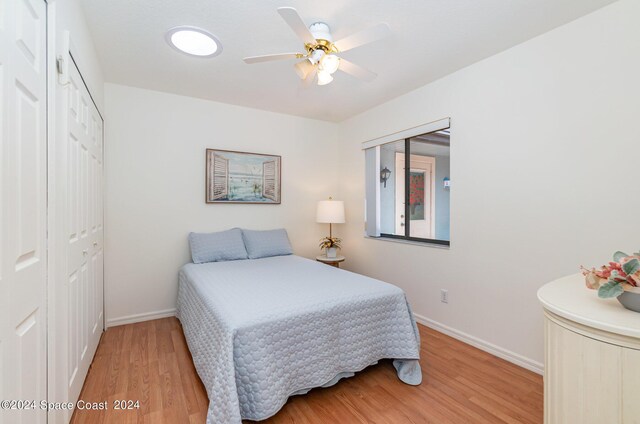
[243,7,390,86]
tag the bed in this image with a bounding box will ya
[176,254,422,424]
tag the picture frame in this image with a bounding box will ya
[205,149,281,204]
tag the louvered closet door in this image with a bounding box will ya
[66,56,104,403]
[0,0,48,423]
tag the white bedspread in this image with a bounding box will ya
[176,255,421,423]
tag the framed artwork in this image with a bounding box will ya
[205,149,281,204]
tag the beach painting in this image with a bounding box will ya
[205,149,281,204]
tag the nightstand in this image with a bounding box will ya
[316,255,345,268]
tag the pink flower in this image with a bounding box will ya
[581,267,606,290]
[581,252,640,291]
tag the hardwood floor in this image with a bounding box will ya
[71,317,543,423]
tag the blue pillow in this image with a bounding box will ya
[242,228,293,259]
[188,228,248,264]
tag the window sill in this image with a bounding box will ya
[364,235,450,249]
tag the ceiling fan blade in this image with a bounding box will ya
[243,53,301,64]
[302,66,318,87]
[333,23,390,52]
[294,60,314,79]
[338,58,377,82]
[277,7,317,45]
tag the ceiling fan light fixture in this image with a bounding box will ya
[308,49,325,65]
[243,7,387,86]
[317,70,333,86]
[320,54,340,74]
[166,26,222,58]
[294,60,314,79]
[309,22,333,42]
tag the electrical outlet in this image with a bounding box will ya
[440,289,449,304]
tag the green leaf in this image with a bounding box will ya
[598,281,624,298]
[623,258,640,276]
[613,251,628,262]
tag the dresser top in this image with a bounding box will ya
[538,273,640,339]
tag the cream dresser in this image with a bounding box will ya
[538,274,640,424]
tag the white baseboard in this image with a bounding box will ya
[106,308,176,328]
[104,309,543,374]
[413,313,544,375]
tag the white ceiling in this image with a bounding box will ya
[81,0,617,122]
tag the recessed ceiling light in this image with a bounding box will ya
[165,26,222,58]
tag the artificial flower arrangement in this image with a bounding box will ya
[581,251,640,298]
[319,236,342,250]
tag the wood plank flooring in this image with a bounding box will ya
[71,317,543,423]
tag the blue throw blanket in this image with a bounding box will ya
[176,255,421,423]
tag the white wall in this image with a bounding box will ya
[336,0,640,371]
[104,84,339,325]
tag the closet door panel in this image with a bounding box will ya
[0,0,47,423]
[0,2,5,409]
[65,55,103,404]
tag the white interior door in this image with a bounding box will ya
[0,0,48,423]
[65,53,104,405]
[395,153,435,238]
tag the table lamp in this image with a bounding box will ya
[316,197,345,238]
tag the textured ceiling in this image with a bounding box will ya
[82,0,617,122]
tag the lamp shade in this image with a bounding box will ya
[316,200,345,224]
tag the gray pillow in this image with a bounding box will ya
[242,228,293,259]
[188,228,248,264]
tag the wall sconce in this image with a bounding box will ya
[380,167,391,188]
